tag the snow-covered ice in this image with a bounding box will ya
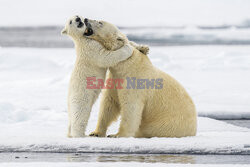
[0,117,250,154]
[0,46,249,154]
[149,46,250,118]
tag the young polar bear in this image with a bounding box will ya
[88,21,197,138]
[62,16,148,137]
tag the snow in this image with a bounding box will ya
[0,46,250,154]
[148,46,250,118]
[0,0,250,27]
[1,117,250,154]
[1,162,250,167]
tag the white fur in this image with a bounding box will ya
[88,21,197,138]
[62,16,133,137]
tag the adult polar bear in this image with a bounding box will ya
[62,16,147,137]
[87,19,197,138]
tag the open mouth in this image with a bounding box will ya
[83,18,93,36]
[84,27,93,36]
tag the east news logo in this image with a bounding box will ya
[87,77,163,89]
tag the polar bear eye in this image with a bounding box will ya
[99,22,103,25]
[69,20,72,25]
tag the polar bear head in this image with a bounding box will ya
[81,19,129,51]
[78,18,149,54]
[62,16,128,51]
[62,16,149,54]
[61,15,91,40]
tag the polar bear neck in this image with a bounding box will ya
[71,37,107,78]
[75,37,102,53]
[73,37,103,64]
[110,49,152,77]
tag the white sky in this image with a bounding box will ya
[0,0,250,26]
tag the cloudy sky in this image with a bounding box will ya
[0,0,250,26]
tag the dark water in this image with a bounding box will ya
[1,26,250,48]
[0,152,250,164]
[0,27,72,48]
[224,120,250,129]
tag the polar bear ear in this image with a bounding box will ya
[111,35,125,50]
[61,28,67,35]
[117,36,125,42]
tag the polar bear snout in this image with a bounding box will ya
[73,16,84,28]
[84,18,88,23]
[77,22,84,28]
[75,16,81,22]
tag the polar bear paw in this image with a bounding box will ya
[129,41,149,55]
[107,133,119,138]
[89,131,105,137]
[137,45,149,55]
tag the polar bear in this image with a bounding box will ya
[88,22,197,138]
[61,16,148,137]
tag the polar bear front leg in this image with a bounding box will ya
[69,96,92,137]
[89,89,120,137]
[94,44,133,68]
[68,83,100,138]
[108,101,144,138]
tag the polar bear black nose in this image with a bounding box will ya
[77,22,84,28]
[75,17,81,22]
[84,18,88,24]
